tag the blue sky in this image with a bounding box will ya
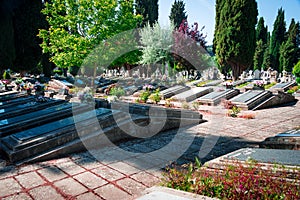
[158,0,300,45]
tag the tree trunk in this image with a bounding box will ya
[230,62,243,81]
[91,63,97,89]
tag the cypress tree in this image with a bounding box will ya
[269,8,286,72]
[214,0,258,80]
[253,40,266,70]
[136,0,159,27]
[12,0,46,74]
[279,19,300,72]
[169,0,187,29]
[0,0,15,71]
[256,17,268,44]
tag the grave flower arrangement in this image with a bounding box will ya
[222,81,233,89]
[78,87,94,103]
[253,80,265,89]
[142,84,155,91]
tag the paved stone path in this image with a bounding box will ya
[0,98,299,199]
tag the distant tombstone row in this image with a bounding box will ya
[239,68,294,83]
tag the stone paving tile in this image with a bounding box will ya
[108,161,141,175]
[15,171,46,189]
[130,171,161,187]
[74,157,104,170]
[37,166,68,182]
[73,171,107,189]
[75,192,102,200]
[2,192,32,200]
[92,165,125,182]
[94,184,132,200]
[117,177,147,196]
[0,166,18,180]
[29,185,64,200]
[16,164,44,174]
[55,161,85,176]
[54,177,88,196]
[0,178,23,197]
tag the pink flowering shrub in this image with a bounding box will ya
[162,159,300,199]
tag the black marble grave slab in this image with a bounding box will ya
[160,85,190,99]
[222,148,300,166]
[0,103,88,138]
[0,98,65,120]
[198,89,240,105]
[0,96,36,109]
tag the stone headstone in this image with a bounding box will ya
[254,69,261,80]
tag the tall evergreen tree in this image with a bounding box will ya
[262,46,272,70]
[256,17,268,44]
[169,0,187,29]
[253,40,266,70]
[214,0,258,80]
[12,0,47,75]
[136,0,159,27]
[269,8,286,72]
[0,0,15,71]
[279,19,300,72]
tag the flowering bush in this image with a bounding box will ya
[143,84,155,91]
[253,80,265,88]
[162,159,300,200]
[222,81,233,86]
[222,81,233,89]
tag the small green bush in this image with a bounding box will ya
[292,60,300,77]
[109,87,125,98]
[228,106,241,117]
[139,90,151,102]
[149,89,161,104]
[3,70,11,79]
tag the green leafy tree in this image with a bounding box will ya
[169,0,187,29]
[39,0,141,84]
[136,0,159,27]
[214,0,258,80]
[139,22,174,76]
[269,8,286,72]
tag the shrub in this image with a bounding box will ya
[109,87,125,98]
[149,89,161,104]
[228,106,241,117]
[192,101,200,110]
[139,90,151,102]
[181,101,190,109]
[162,159,300,200]
[3,70,11,80]
[292,60,300,77]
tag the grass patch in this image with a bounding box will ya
[264,82,277,89]
[236,82,250,88]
